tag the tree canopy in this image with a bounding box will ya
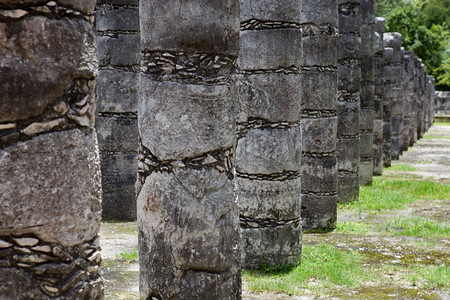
[377,0,450,90]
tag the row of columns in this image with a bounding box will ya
[1,0,438,298]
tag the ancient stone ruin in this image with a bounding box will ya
[300,0,338,231]
[0,0,103,298]
[1,0,441,299]
[95,0,140,221]
[435,91,450,116]
[136,0,241,298]
[337,0,361,203]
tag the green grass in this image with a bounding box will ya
[421,135,450,140]
[382,217,450,239]
[335,221,373,234]
[407,264,450,289]
[385,164,418,172]
[339,177,450,213]
[243,244,369,296]
[115,249,139,261]
[434,121,450,126]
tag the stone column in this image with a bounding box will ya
[137,1,241,298]
[426,75,435,130]
[337,0,361,203]
[430,77,436,125]
[418,62,427,138]
[383,32,403,161]
[406,51,418,146]
[300,0,338,231]
[96,0,139,221]
[373,17,385,175]
[402,51,415,150]
[237,0,303,269]
[414,58,424,139]
[359,0,375,185]
[382,46,393,167]
[0,1,103,299]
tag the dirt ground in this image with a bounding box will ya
[100,123,450,299]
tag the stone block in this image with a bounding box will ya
[301,194,337,230]
[97,34,140,66]
[338,34,361,60]
[391,100,404,115]
[383,32,402,50]
[383,122,392,142]
[361,58,374,82]
[391,115,403,135]
[96,7,139,32]
[337,101,360,137]
[96,69,138,113]
[375,17,386,33]
[301,156,337,193]
[239,29,302,71]
[96,116,138,153]
[100,154,137,221]
[0,17,96,123]
[302,0,338,25]
[302,35,338,67]
[338,1,361,35]
[374,32,384,54]
[241,0,302,23]
[97,0,139,4]
[0,129,101,246]
[360,25,374,57]
[301,117,337,153]
[360,132,373,159]
[374,96,383,118]
[373,119,384,144]
[139,78,235,161]
[382,142,392,167]
[360,108,374,131]
[137,168,240,299]
[337,137,360,173]
[236,127,302,175]
[140,0,239,55]
[372,144,383,175]
[360,83,375,108]
[360,0,375,23]
[391,136,401,160]
[338,65,361,93]
[374,76,384,95]
[237,177,301,220]
[241,223,302,269]
[359,160,373,185]
[300,70,338,111]
[383,66,402,85]
[383,47,394,64]
[236,73,301,123]
[337,173,359,203]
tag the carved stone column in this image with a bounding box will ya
[95,0,140,221]
[0,1,103,298]
[236,0,303,269]
[300,0,338,231]
[402,51,415,151]
[373,17,385,175]
[359,0,375,185]
[137,0,241,298]
[337,0,361,203]
[382,45,393,167]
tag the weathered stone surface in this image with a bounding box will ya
[237,177,301,220]
[300,71,338,111]
[337,101,360,136]
[96,7,139,32]
[0,0,96,15]
[236,127,302,175]
[337,137,360,173]
[301,0,338,25]
[301,118,337,154]
[97,34,140,67]
[139,79,235,161]
[138,169,241,299]
[100,154,137,221]
[435,91,450,115]
[96,115,138,153]
[140,0,240,56]
[96,69,138,113]
[0,16,97,123]
[236,73,302,123]
[337,173,359,203]
[241,223,302,269]
[239,29,302,71]
[302,156,337,193]
[302,35,338,67]
[338,65,361,93]
[301,194,337,230]
[241,0,302,23]
[0,129,102,246]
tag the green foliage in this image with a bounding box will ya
[378,0,450,90]
[335,222,373,234]
[115,250,139,261]
[407,264,450,289]
[386,164,419,172]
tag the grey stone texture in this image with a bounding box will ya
[435,91,450,115]
[402,51,415,150]
[359,0,375,185]
[337,0,361,203]
[300,0,338,231]
[95,0,139,221]
[0,2,103,297]
[384,32,404,160]
[382,47,393,167]
[138,0,241,297]
[237,0,303,268]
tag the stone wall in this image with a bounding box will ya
[95,0,139,221]
[435,91,450,115]
[337,0,361,203]
[0,1,103,298]
[300,0,338,231]
[137,0,241,298]
[359,0,375,185]
[373,17,385,175]
[237,0,303,268]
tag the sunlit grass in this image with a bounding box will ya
[385,164,418,172]
[382,217,450,239]
[115,249,139,261]
[339,177,450,213]
[335,221,373,234]
[407,264,450,290]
